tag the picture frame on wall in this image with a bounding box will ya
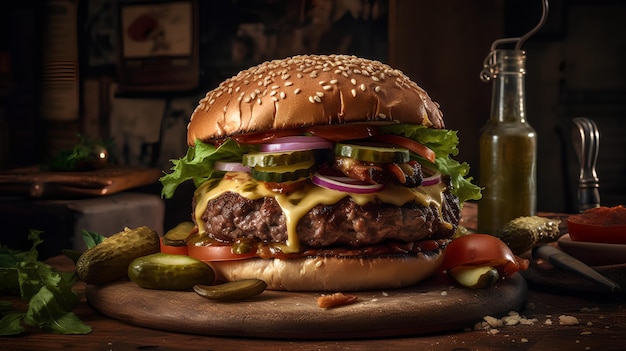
[116,0,199,93]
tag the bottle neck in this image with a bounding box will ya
[487,50,527,123]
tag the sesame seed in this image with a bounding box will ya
[378,113,387,119]
[330,79,338,84]
[257,98,262,105]
[294,88,301,95]
[360,84,366,91]
[351,78,357,85]
[250,92,257,99]
[351,89,357,97]
[270,91,277,96]
[272,85,280,90]
[244,96,251,103]
[209,98,215,105]
[372,76,380,82]
[297,73,303,79]
[285,81,293,86]
[280,91,286,99]
[308,96,315,103]
[334,69,342,74]
[313,95,321,102]
[272,96,278,102]
[315,91,324,97]
[322,85,332,90]
[375,86,381,92]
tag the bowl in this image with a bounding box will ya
[567,206,626,244]
[558,234,626,266]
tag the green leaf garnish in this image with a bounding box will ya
[0,230,92,335]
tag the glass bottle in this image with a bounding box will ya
[477,49,537,235]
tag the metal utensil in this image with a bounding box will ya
[532,245,620,293]
[571,117,600,212]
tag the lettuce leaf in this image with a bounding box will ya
[160,125,482,203]
[160,139,249,199]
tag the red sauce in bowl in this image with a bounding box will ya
[567,206,626,244]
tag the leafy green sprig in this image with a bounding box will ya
[0,231,92,335]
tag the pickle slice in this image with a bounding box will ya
[162,221,195,247]
[250,160,316,182]
[243,150,316,167]
[194,279,267,300]
[335,143,410,163]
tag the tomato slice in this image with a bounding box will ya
[368,134,436,163]
[306,124,380,142]
[441,234,528,277]
[232,128,303,144]
[187,243,258,262]
[159,237,188,255]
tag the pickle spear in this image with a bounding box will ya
[128,253,214,290]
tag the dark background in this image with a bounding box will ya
[1,0,624,221]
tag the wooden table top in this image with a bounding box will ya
[2,204,625,350]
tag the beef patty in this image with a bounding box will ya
[197,186,460,249]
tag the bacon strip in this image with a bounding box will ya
[317,292,359,309]
[333,157,423,187]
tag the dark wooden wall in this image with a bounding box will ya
[389,0,626,213]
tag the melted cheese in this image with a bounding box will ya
[194,172,449,254]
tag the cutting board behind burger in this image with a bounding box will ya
[86,273,527,339]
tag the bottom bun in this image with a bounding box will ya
[208,251,445,292]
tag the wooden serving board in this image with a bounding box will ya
[86,274,527,339]
[0,166,161,198]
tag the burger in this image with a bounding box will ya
[160,54,482,291]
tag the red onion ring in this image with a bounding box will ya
[312,172,383,194]
[214,161,250,173]
[260,136,334,152]
[421,171,442,186]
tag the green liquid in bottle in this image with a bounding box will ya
[478,122,536,234]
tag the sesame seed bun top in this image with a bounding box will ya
[187,54,445,146]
